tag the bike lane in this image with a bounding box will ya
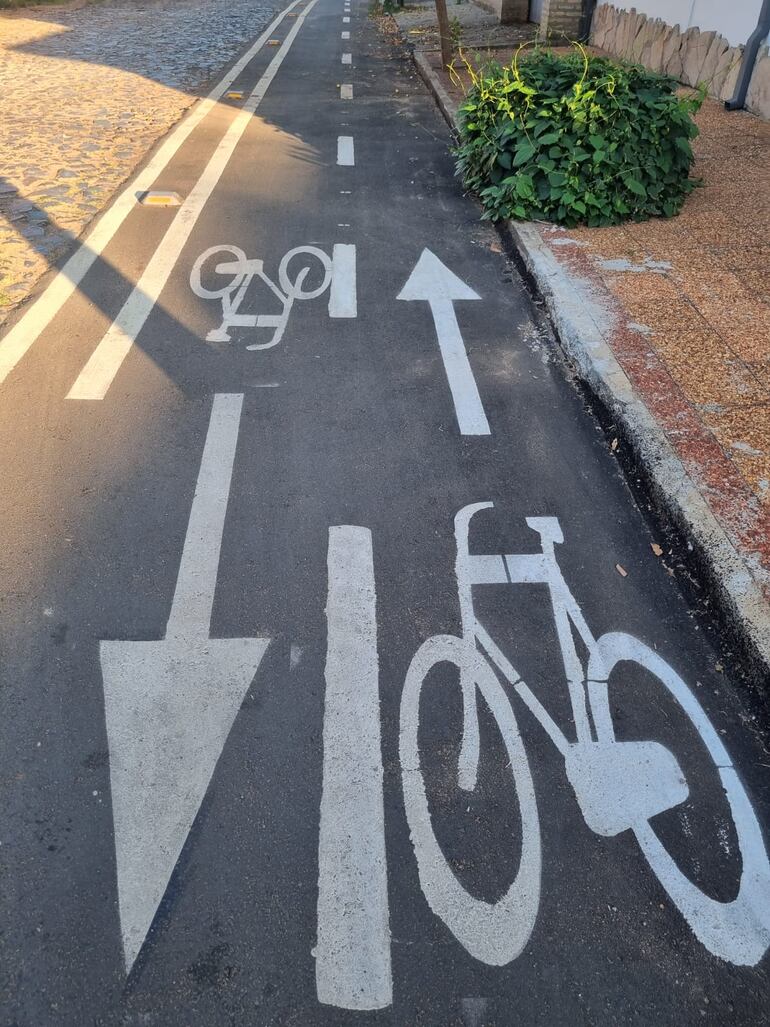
[1,1,769,1024]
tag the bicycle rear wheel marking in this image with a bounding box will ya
[400,634,541,965]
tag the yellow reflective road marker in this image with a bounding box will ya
[138,191,182,207]
[225,90,244,100]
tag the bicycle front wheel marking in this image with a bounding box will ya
[399,634,541,966]
[587,632,770,966]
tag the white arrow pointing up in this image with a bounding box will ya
[397,249,490,436]
[100,393,270,972]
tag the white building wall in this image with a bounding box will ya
[595,0,764,48]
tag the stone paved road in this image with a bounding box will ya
[0,0,281,324]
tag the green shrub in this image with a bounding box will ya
[454,46,704,227]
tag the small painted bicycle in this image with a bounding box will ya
[190,244,334,349]
[400,502,770,967]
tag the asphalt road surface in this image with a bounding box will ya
[1,2,769,1024]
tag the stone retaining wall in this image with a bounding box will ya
[590,4,770,119]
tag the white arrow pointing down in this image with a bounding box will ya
[397,248,490,436]
[100,393,269,972]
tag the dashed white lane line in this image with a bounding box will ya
[0,0,304,388]
[337,136,355,167]
[340,83,353,99]
[341,31,350,38]
[328,244,357,317]
[67,1,318,400]
[342,52,352,64]
[343,15,350,22]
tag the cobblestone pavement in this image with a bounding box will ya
[0,0,282,324]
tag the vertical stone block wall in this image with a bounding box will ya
[538,0,584,38]
[476,0,529,25]
[589,4,770,119]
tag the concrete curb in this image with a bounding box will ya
[411,47,770,680]
[413,51,463,135]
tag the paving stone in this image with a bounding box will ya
[0,0,282,324]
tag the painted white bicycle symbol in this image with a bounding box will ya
[190,242,355,348]
[400,502,770,967]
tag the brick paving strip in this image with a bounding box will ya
[389,5,770,675]
[0,0,282,324]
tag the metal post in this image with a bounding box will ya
[726,0,770,111]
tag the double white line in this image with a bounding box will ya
[0,0,314,398]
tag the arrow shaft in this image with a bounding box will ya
[429,300,491,436]
[166,393,243,638]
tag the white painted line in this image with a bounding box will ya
[166,393,242,637]
[341,52,352,64]
[430,301,490,435]
[0,0,303,387]
[329,244,357,318]
[343,15,350,22]
[316,526,392,1011]
[341,31,350,38]
[340,83,353,99]
[67,0,318,400]
[336,136,355,167]
[101,394,271,971]
[398,248,490,436]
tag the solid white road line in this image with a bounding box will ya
[340,83,353,99]
[0,0,302,387]
[341,30,350,38]
[316,526,392,1011]
[336,136,355,167]
[67,0,318,400]
[341,52,352,64]
[328,244,357,318]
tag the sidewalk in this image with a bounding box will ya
[392,0,534,51]
[0,0,280,325]
[393,15,770,674]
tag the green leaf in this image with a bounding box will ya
[674,136,693,159]
[624,176,647,197]
[512,143,535,167]
[515,174,535,199]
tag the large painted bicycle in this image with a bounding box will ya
[400,502,770,967]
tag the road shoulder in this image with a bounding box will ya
[405,42,770,684]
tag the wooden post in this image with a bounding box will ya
[434,0,453,69]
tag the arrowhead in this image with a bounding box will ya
[397,249,480,302]
[100,635,270,971]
